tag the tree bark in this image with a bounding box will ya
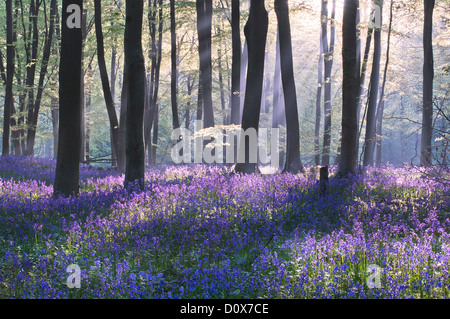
[124,0,146,189]
[196,0,215,129]
[314,26,324,166]
[420,0,435,167]
[170,0,180,130]
[339,0,360,176]
[2,0,14,156]
[375,0,393,166]
[322,0,336,166]
[54,0,83,197]
[95,0,121,167]
[275,0,304,174]
[230,0,241,125]
[363,0,383,166]
[235,0,268,174]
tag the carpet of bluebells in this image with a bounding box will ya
[0,156,449,299]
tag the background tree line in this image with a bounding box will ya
[0,0,448,195]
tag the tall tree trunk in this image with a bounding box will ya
[314,26,324,166]
[272,31,286,167]
[23,0,41,155]
[85,66,92,164]
[339,0,360,176]
[25,0,58,157]
[144,0,163,165]
[322,0,336,166]
[275,0,304,173]
[196,0,215,129]
[2,0,14,156]
[357,27,374,138]
[235,0,268,174]
[230,0,241,125]
[420,0,435,167]
[95,0,121,167]
[118,61,128,172]
[170,0,180,130]
[54,0,83,197]
[124,0,146,189]
[363,0,383,166]
[80,8,87,162]
[110,40,117,167]
[375,0,393,166]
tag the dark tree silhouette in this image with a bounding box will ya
[196,0,215,129]
[94,0,121,167]
[375,0,394,166]
[124,0,146,189]
[235,0,268,174]
[54,0,83,197]
[170,0,180,130]
[339,0,360,176]
[2,0,14,156]
[230,0,241,126]
[275,0,304,174]
[420,0,435,167]
[322,0,336,167]
[363,0,383,166]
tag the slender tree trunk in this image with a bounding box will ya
[80,8,87,162]
[363,0,383,166]
[339,0,360,176]
[25,0,57,157]
[118,61,128,172]
[375,0,393,166]
[85,66,92,164]
[54,0,83,197]
[322,0,336,166]
[2,0,14,156]
[110,41,117,167]
[170,0,180,130]
[95,0,121,167]
[272,31,286,168]
[23,1,40,155]
[144,0,163,165]
[196,0,215,129]
[235,0,268,174]
[314,25,324,166]
[275,0,304,173]
[357,27,373,137]
[420,0,435,167]
[124,0,146,189]
[230,0,241,125]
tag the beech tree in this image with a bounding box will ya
[54,0,83,197]
[196,0,215,129]
[230,0,241,126]
[170,0,180,131]
[124,0,146,189]
[275,0,304,173]
[235,0,268,174]
[2,0,14,156]
[420,0,435,167]
[363,0,383,166]
[339,0,360,176]
[94,0,121,167]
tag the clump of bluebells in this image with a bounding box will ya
[0,156,449,299]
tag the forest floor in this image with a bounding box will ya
[0,156,449,299]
